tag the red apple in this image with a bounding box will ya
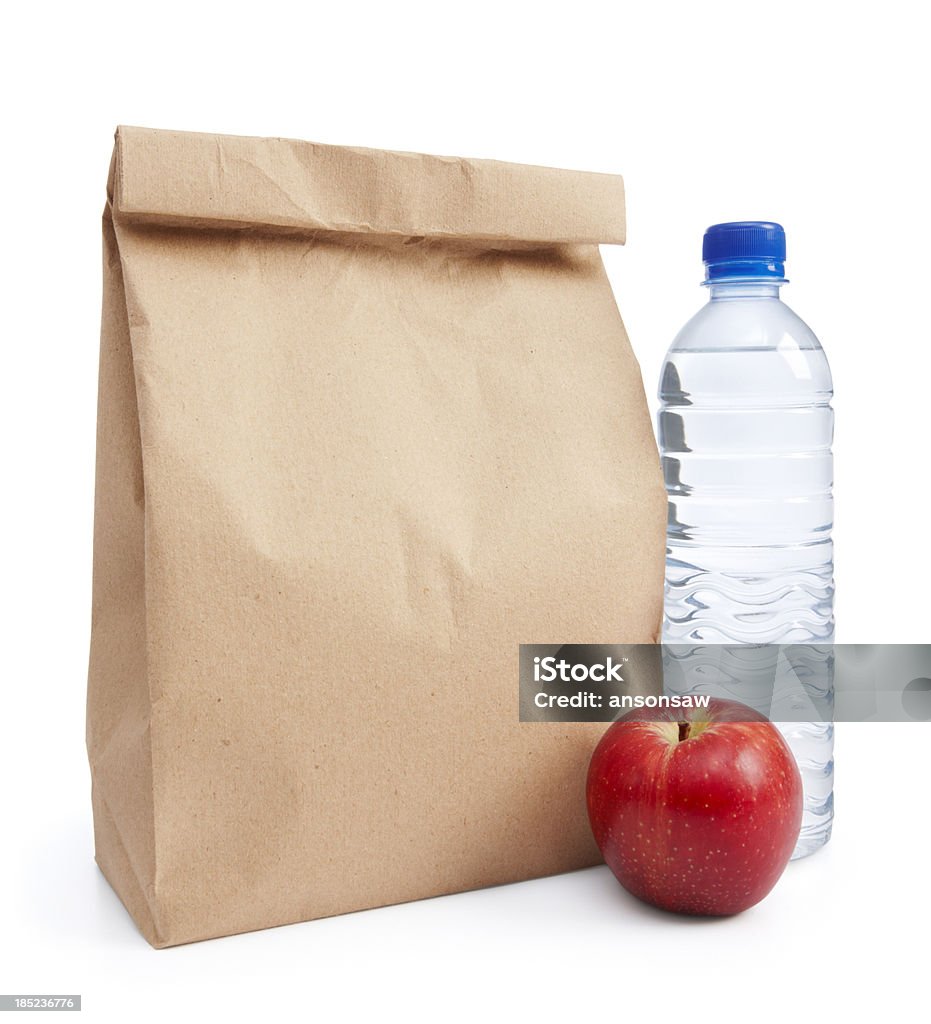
[586,698,802,916]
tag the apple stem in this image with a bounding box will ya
[678,722,690,742]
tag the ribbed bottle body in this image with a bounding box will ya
[659,286,834,857]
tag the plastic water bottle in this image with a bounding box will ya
[658,222,834,859]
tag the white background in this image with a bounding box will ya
[1,1,928,1021]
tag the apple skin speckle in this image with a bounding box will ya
[586,698,803,917]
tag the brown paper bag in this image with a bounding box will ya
[87,126,665,947]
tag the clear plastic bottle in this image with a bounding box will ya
[659,222,834,858]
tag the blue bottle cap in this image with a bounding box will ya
[702,221,786,282]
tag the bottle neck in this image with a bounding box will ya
[707,279,783,300]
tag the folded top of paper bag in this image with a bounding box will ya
[109,125,626,245]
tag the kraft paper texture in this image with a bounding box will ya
[87,126,665,947]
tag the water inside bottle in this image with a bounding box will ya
[660,343,835,857]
